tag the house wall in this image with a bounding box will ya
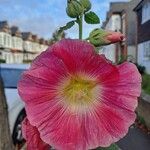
[1,51,23,64]
[40,44,48,52]
[0,32,12,49]
[32,42,41,52]
[126,0,141,46]
[127,45,136,62]
[106,15,121,31]
[102,15,121,62]
[100,44,116,63]
[137,41,150,74]
[136,0,150,74]
[23,41,33,52]
[137,8,150,43]
[11,36,23,51]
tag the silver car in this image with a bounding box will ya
[0,64,29,146]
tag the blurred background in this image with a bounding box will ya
[0,0,150,149]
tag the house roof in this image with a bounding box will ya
[102,2,128,28]
[32,35,39,43]
[22,32,33,41]
[11,26,22,37]
[0,21,11,33]
[133,0,144,11]
[39,38,46,44]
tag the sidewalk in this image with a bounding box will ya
[117,126,150,150]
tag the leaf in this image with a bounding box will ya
[58,21,75,33]
[84,11,100,24]
[96,144,119,150]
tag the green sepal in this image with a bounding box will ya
[89,28,110,47]
[80,0,91,12]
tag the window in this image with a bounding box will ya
[4,34,11,48]
[143,41,150,60]
[18,38,22,50]
[7,35,10,47]
[12,37,15,48]
[4,34,6,46]
[142,1,150,24]
[0,33,4,46]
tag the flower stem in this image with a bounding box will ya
[78,14,83,40]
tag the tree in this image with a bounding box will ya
[0,75,14,150]
[49,30,66,45]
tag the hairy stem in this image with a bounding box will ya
[78,14,83,40]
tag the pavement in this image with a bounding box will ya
[117,126,150,150]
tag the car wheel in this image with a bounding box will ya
[12,109,26,147]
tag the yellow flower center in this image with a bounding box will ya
[59,75,100,112]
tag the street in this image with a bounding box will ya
[118,126,150,150]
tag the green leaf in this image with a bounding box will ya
[84,11,100,24]
[58,21,75,33]
[95,144,119,150]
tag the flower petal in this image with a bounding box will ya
[22,117,49,150]
[106,31,125,43]
[18,54,68,104]
[51,39,95,73]
[18,39,141,150]
[102,62,141,97]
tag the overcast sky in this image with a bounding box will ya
[0,0,129,39]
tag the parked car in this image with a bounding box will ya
[0,64,30,146]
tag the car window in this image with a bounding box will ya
[0,64,27,88]
[0,67,27,88]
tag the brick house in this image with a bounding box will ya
[101,0,141,63]
[134,0,150,74]
[11,26,23,63]
[0,21,12,63]
[39,38,49,52]
[22,32,37,62]
[0,20,49,64]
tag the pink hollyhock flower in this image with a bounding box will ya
[18,39,141,150]
[22,117,49,150]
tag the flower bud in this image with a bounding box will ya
[89,28,125,47]
[66,0,83,18]
[80,0,91,12]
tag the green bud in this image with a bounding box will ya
[89,28,110,47]
[66,0,83,18]
[80,0,91,12]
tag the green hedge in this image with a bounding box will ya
[142,74,150,95]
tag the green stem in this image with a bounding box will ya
[78,14,83,40]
